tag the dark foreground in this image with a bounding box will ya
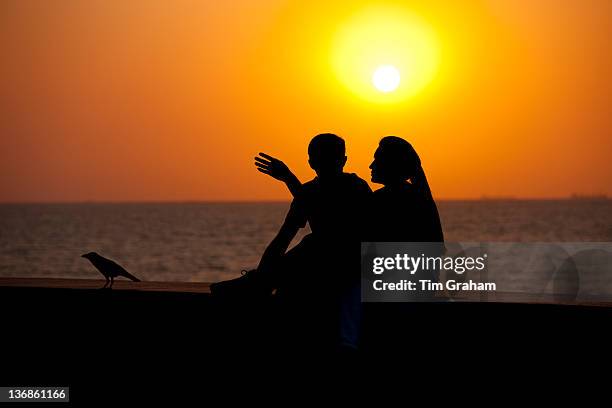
[1,280,611,401]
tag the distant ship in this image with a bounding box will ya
[569,193,608,201]
[480,195,517,201]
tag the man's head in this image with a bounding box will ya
[308,133,347,177]
[370,136,420,185]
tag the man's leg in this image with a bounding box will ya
[338,281,361,350]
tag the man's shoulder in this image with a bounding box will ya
[302,178,319,188]
[291,178,318,202]
[300,178,319,194]
[300,173,371,196]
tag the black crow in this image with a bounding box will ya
[81,252,141,289]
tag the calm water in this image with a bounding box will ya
[1,201,611,282]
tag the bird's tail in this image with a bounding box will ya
[122,271,141,282]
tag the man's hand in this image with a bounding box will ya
[254,152,302,198]
[254,153,292,182]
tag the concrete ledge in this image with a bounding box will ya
[0,277,211,293]
[2,277,610,396]
[1,277,609,307]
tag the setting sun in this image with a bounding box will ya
[331,5,440,104]
[372,65,400,92]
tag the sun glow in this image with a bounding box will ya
[331,6,440,103]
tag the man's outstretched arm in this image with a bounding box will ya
[257,220,300,273]
[254,153,302,198]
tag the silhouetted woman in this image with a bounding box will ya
[367,136,443,242]
[359,137,445,350]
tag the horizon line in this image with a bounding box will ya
[0,196,608,205]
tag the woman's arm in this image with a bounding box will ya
[254,153,302,198]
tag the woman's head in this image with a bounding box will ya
[370,136,421,185]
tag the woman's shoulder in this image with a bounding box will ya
[373,184,417,197]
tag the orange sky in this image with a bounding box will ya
[0,0,610,201]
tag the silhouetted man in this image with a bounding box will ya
[261,133,371,291]
[211,133,371,349]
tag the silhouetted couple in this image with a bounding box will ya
[211,133,443,351]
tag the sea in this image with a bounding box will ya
[1,200,611,285]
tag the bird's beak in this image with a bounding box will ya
[81,254,87,258]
